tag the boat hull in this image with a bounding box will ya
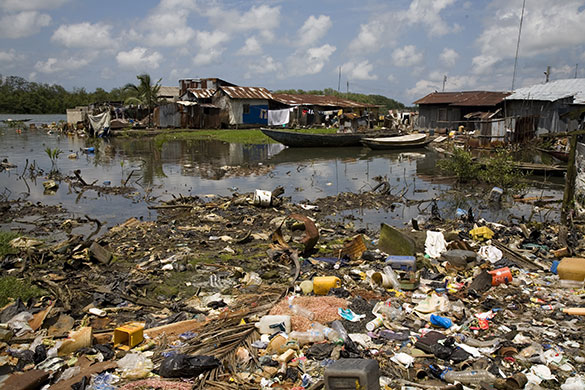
[261,128,367,147]
[361,134,431,150]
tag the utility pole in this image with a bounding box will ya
[511,0,526,90]
[442,75,447,92]
[575,64,579,79]
[346,81,349,94]
[544,66,550,83]
[337,67,341,92]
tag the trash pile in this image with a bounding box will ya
[1,187,585,390]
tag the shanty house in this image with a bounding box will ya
[212,86,273,127]
[504,78,585,139]
[414,91,510,130]
[158,86,180,102]
[178,78,235,97]
[269,93,379,129]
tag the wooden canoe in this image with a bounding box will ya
[361,134,431,150]
[261,128,378,147]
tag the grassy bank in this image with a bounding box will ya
[153,128,338,148]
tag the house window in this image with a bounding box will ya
[243,104,250,114]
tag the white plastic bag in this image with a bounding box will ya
[7,311,33,336]
[425,231,447,258]
[117,353,153,379]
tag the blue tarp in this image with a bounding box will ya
[243,105,268,125]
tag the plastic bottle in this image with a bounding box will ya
[330,320,349,342]
[310,322,341,342]
[430,314,453,329]
[443,370,496,384]
[289,330,324,345]
[383,266,401,290]
[288,297,315,320]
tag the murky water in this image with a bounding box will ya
[0,116,565,231]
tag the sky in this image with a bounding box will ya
[1,0,585,104]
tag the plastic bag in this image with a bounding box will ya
[7,311,33,336]
[478,245,502,263]
[425,231,447,258]
[158,354,220,378]
[117,353,153,379]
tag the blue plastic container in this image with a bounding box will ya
[385,255,416,271]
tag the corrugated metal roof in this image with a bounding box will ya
[271,93,377,108]
[187,88,216,99]
[505,78,585,104]
[219,86,272,100]
[158,86,180,97]
[414,91,509,106]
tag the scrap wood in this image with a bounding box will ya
[3,369,50,390]
[492,240,546,271]
[145,319,206,339]
[28,300,55,331]
[513,196,561,204]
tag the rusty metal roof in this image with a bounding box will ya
[413,91,510,106]
[158,86,179,97]
[219,86,272,100]
[506,78,585,104]
[186,88,216,99]
[272,93,377,108]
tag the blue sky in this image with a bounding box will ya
[1,0,585,104]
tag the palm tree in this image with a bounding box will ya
[124,73,163,128]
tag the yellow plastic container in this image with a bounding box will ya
[312,276,341,295]
[114,322,144,350]
[557,257,585,281]
[469,226,495,241]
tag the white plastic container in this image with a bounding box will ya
[255,315,291,334]
[253,190,272,207]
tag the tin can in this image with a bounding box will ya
[489,267,512,286]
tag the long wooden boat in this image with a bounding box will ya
[537,148,569,162]
[361,134,431,150]
[261,128,376,147]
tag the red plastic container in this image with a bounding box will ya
[489,267,512,286]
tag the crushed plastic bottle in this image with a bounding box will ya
[443,369,496,384]
[289,330,324,345]
[288,297,315,320]
[330,320,349,342]
[383,266,402,290]
[310,322,341,342]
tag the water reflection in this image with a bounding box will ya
[0,128,563,229]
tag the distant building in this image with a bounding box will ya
[505,78,585,138]
[413,91,509,130]
[212,86,273,127]
[158,86,180,102]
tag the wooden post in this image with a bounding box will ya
[561,134,578,224]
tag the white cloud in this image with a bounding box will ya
[342,60,378,80]
[0,0,68,11]
[439,48,459,68]
[392,45,423,67]
[296,15,332,47]
[34,56,92,73]
[237,36,262,56]
[193,30,229,65]
[139,0,198,47]
[348,20,385,52]
[0,49,17,62]
[52,22,114,48]
[245,56,282,79]
[387,74,396,83]
[348,0,458,52]
[116,47,162,69]
[288,44,336,76]
[404,0,458,36]
[407,73,478,98]
[204,4,281,34]
[0,11,51,38]
[473,0,585,75]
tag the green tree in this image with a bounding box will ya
[124,73,163,128]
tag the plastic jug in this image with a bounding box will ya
[255,315,291,334]
[313,276,341,295]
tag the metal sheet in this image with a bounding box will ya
[506,78,585,104]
